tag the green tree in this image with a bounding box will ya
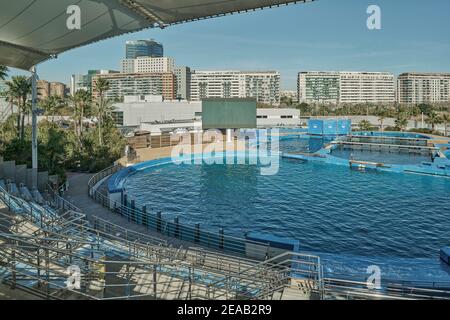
[375,106,388,132]
[394,115,408,132]
[441,113,450,137]
[5,76,31,140]
[418,103,433,117]
[93,78,110,145]
[426,111,443,132]
[40,95,64,122]
[69,89,92,144]
[358,120,372,131]
[0,65,9,80]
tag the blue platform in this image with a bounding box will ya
[308,119,351,136]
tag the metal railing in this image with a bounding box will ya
[3,176,450,300]
[87,165,278,259]
[2,183,322,300]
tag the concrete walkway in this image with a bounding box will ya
[64,172,214,250]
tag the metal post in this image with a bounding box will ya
[31,66,38,190]
[153,264,157,299]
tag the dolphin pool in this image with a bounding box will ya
[122,159,450,280]
[119,136,450,281]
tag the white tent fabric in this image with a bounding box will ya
[0,0,312,70]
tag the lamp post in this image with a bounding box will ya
[31,66,38,190]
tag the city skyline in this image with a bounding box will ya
[4,0,450,90]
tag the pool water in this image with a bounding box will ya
[330,147,431,165]
[124,158,450,260]
[279,136,332,154]
[279,136,432,165]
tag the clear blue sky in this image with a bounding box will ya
[8,0,450,90]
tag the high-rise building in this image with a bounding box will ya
[174,66,191,100]
[190,71,280,105]
[125,40,163,59]
[37,80,50,99]
[50,82,66,97]
[36,80,67,99]
[120,57,174,74]
[297,71,395,104]
[397,73,450,104]
[92,72,176,100]
[70,70,118,95]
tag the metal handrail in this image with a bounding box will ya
[88,166,276,259]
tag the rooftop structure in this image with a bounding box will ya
[125,39,163,59]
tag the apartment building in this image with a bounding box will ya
[121,57,175,74]
[70,70,118,95]
[190,71,280,105]
[37,80,67,99]
[397,73,450,104]
[174,66,192,100]
[297,71,395,104]
[92,72,176,100]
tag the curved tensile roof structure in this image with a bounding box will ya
[0,0,313,70]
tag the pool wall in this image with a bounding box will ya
[280,133,450,177]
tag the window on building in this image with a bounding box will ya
[112,111,124,126]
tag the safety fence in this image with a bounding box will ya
[0,183,325,300]
[87,165,276,260]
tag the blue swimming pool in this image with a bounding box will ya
[352,131,431,139]
[122,155,450,280]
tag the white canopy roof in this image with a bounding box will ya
[0,0,312,70]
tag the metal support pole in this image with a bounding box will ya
[31,66,38,190]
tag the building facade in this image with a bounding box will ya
[92,73,176,100]
[190,71,280,105]
[120,57,174,73]
[125,40,163,59]
[70,70,118,95]
[50,82,66,97]
[297,71,395,104]
[397,73,450,104]
[174,66,192,100]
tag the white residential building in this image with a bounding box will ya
[121,57,175,74]
[397,73,450,104]
[190,71,280,105]
[297,71,395,104]
[174,66,192,100]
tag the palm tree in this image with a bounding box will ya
[41,95,63,122]
[376,106,388,132]
[93,99,115,146]
[69,89,91,142]
[394,116,408,132]
[0,65,9,80]
[426,112,443,132]
[440,113,450,137]
[93,78,110,145]
[358,120,372,131]
[5,76,31,139]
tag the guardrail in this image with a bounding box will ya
[84,164,450,301]
[87,165,277,260]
